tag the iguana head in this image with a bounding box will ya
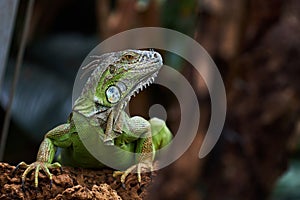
[77,49,163,116]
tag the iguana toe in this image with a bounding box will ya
[113,162,153,185]
[14,161,61,188]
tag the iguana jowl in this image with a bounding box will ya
[14,49,173,187]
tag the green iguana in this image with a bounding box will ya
[14,49,173,188]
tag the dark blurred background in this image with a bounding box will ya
[1,0,300,199]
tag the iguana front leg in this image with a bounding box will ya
[14,124,71,188]
[113,116,173,184]
[113,116,155,183]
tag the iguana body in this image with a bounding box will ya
[15,49,173,187]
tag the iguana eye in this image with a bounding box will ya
[106,85,121,104]
[108,64,116,74]
[121,53,136,62]
[124,54,134,60]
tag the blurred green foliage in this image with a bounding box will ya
[161,0,196,35]
[271,160,300,200]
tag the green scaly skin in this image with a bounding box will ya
[14,49,173,188]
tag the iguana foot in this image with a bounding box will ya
[113,162,153,185]
[13,161,62,189]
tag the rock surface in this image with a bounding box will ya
[0,162,152,199]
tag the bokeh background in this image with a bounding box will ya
[1,0,300,199]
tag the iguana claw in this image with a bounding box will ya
[14,161,61,188]
[113,162,154,185]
